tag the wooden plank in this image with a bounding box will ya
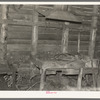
[88,5,99,59]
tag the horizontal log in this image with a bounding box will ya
[7,31,32,39]
[68,41,89,45]
[69,31,90,35]
[19,5,33,10]
[7,43,61,52]
[7,39,90,46]
[38,34,62,40]
[7,39,31,44]
[8,7,33,15]
[8,31,62,40]
[21,5,53,10]
[7,51,31,57]
[8,13,32,21]
[8,25,32,32]
[7,43,89,53]
[7,20,63,28]
[71,5,93,9]
[7,31,90,40]
[69,35,90,41]
[7,44,31,51]
[71,6,93,11]
[7,39,61,44]
[70,9,93,17]
[37,44,61,52]
[0,19,92,30]
[68,45,89,50]
[7,19,33,26]
[38,5,54,9]
[8,26,62,34]
[38,40,61,44]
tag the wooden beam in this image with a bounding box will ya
[88,5,99,59]
[31,6,38,56]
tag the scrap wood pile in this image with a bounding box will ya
[5,51,99,90]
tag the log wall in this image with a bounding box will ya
[1,5,99,58]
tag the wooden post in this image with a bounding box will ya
[0,5,7,43]
[88,5,98,59]
[61,23,69,53]
[31,6,38,56]
[61,5,70,53]
[0,5,8,63]
[77,32,81,53]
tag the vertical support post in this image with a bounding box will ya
[61,5,69,53]
[31,6,38,56]
[88,5,98,59]
[61,23,69,53]
[77,32,81,53]
[1,5,7,43]
[0,5,8,63]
